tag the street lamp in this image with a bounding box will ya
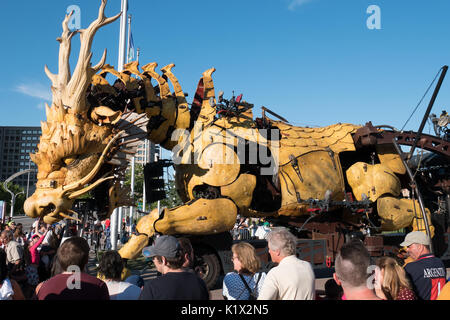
[5,189,24,218]
[3,168,36,218]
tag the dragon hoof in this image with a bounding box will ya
[118,234,149,260]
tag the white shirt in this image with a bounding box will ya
[0,278,14,300]
[255,226,271,240]
[42,229,53,246]
[257,255,315,300]
[105,280,141,300]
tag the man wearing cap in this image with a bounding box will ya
[7,221,16,231]
[139,235,209,300]
[401,231,447,300]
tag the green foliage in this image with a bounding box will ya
[124,163,144,205]
[0,183,26,215]
[77,192,92,200]
[123,163,182,212]
[149,179,183,211]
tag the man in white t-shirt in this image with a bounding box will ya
[258,228,315,300]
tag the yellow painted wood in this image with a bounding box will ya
[376,144,406,175]
[153,198,238,235]
[278,150,345,215]
[346,162,401,201]
[221,174,257,208]
[277,122,359,166]
[118,234,149,260]
[377,196,434,237]
[198,143,240,187]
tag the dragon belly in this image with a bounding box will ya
[278,150,345,216]
[275,123,359,216]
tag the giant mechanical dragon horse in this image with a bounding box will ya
[24,0,439,260]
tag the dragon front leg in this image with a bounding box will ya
[118,198,238,260]
[346,161,435,237]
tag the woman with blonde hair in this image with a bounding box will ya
[222,242,266,300]
[374,256,416,300]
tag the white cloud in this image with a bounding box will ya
[14,83,52,102]
[37,102,46,110]
[288,0,314,11]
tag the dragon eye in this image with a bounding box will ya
[62,156,79,167]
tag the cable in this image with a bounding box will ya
[412,147,424,181]
[297,213,317,233]
[401,67,444,132]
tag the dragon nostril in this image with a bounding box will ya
[42,204,56,216]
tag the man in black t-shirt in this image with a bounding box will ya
[401,231,447,300]
[139,235,209,300]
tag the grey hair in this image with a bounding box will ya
[0,230,13,241]
[266,227,297,256]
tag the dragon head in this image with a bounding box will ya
[24,0,142,224]
[24,0,218,224]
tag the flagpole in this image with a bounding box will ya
[126,14,132,63]
[117,0,128,72]
[129,156,135,233]
[111,0,128,251]
[142,140,147,212]
[125,12,135,234]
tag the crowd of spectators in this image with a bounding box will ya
[0,217,67,299]
[1,215,449,300]
[331,231,448,300]
[231,216,273,240]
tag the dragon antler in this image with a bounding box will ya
[44,0,121,114]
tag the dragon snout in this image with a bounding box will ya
[24,191,74,224]
[24,193,56,220]
[23,194,42,218]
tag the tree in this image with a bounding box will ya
[124,163,182,211]
[0,183,26,215]
[149,179,183,211]
[124,163,144,206]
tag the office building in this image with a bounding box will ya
[134,140,159,165]
[0,126,40,196]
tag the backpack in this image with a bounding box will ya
[239,273,262,300]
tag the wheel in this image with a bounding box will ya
[193,247,221,290]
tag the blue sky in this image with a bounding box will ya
[1,0,450,136]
